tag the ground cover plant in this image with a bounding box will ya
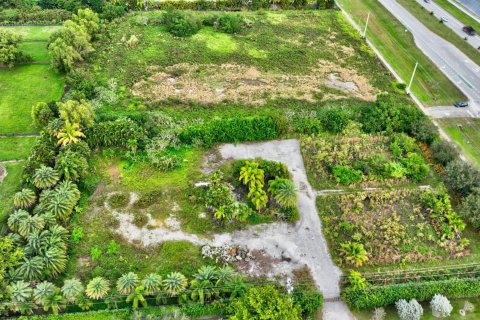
[301,128,438,189]
[318,188,470,268]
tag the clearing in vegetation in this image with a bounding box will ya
[336,0,465,106]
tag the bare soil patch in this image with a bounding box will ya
[132,61,379,105]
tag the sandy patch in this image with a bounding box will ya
[131,61,379,105]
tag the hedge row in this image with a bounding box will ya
[343,277,480,310]
[179,116,279,147]
[0,9,71,24]
[152,0,315,11]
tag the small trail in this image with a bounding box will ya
[113,139,355,320]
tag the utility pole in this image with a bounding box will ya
[407,62,419,94]
[363,12,370,38]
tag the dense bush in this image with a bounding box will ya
[461,189,480,229]
[430,140,458,166]
[180,116,278,147]
[332,166,362,185]
[292,285,323,317]
[0,8,71,24]
[163,10,201,37]
[320,108,350,133]
[343,277,480,310]
[86,118,146,149]
[444,160,480,196]
[215,14,242,34]
[0,29,31,68]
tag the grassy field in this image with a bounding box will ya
[88,10,392,114]
[437,118,480,168]
[0,162,24,227]
[337,0,465,106]
[0,65,63,134]
[0,136,37,161]
[397,0,480,67]
[353,296,480,319]
[434,0,480,33]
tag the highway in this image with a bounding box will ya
[378,0,480,118]
[414,0,480,49]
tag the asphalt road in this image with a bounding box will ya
[378,0,480,117]
[415,0,480,49]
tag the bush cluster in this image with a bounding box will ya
[163,9,202,37]
[0,8,71,24]
[180,116,279,147]
[343,277,480,310]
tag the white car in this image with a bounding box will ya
[441,17,448,23]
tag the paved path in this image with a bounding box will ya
[113,139,355,320]
[415,0,480,49]
[424,105,480,118]
[378,0,480,115]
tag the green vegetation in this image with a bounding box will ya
[437,118,480,168]
[337,0,465,105]
[0,162,24,226]
[0,137,37,161]
[397,0,480,67]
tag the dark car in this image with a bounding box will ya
[454,101,469,108]
[463,25,476,36]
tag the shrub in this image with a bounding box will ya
[163,10,201,37]
[216,14,242,34]
[430,140,458,166]
[32,102,55,128]
[86,118,146,149]
[402,153,429,182]
[343,277,480,310]
[332,166,362,185]
[461,189,480,229]
[180,116,278,147]
[268,177,297,208]
[292,286,323,317]
[395,299,423,320]
[444,160,480,196]
[0,29,31,68]
[412,119,439,145]
[0,8,71,24]
[320,108,350,133]
[430,294,452,317]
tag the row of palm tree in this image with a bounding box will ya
[7,266,249,315]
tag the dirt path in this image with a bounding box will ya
[113,139,355,320]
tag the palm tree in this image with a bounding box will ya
[41,247,67,277]
[268,177,297,208]
[77,294,93,311]
[56,122,85,146]
[9,281,33,312]
[33,281,56,305]
[61,278,84,303]
[340,242,369,267]
[126,286,148,309]
[43,232,67,252]
[7,209,29,233]
[13,189,37,209]
[195,266,217,283]
[190,279,216,304]
[18,214,45,237]
[46,193,74,221]
[48,224,69,242]
[141,273,162,295]
[86,277,110,300]
[117,272,139,295]
[43,288,66,315]
[215,266,235,286]
[54,180,81,205]
[33,165,60,189]
[40,212,57,229]
[27,230,47,254]
[18,256,45,281]
[163,272,188,296]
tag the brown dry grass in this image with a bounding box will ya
[131,60,379,105]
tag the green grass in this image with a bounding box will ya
[337,0,466,106]
[437,118,480,168]
[0,161,24,228]
[398,0,480,67]
[0,25,61,41]
[353,297,480,319]
[434,0,480,34]
[0,64,63,134]
[27,306,190,319]
[19,41,50,62]
[0,136,37,161]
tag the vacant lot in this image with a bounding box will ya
[87,10,392,111]
[337,0,465,106]
[437,118,480,168]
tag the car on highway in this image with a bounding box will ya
[454,101,469,108]
[463,25,476,36]
[440,17,448,23]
